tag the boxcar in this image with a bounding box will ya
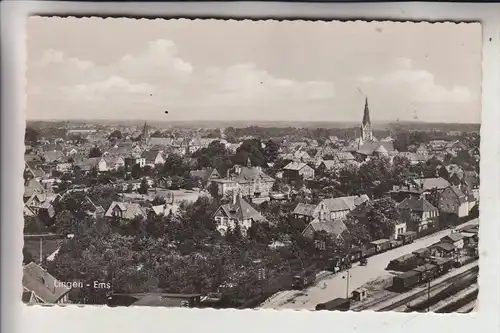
[431,257,453,275]
[392,270,421,291]
[399,231,417,244]
[412,247,431,259]
[387,253,420,272]
[412,263,438,282]
[363,243,377,258]
[315,298,351,311]
[390,239,404,249]
[370,239,391,253]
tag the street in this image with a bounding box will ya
[264,218,479,310]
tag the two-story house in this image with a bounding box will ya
[227,160,275,198]
[292,203,318,222]
[302,219,348,241]
[416,143,429,155]
[187,138,203,154]
[397,196,439,232]
[104,201,148,220]
[282,162,315,180]
[24,192,59,219]
[210,179,240,197]
[74,157,108,172]
[212,192,268,236]
[292,195,370,222]
[319,195,370,220]
[189,168,221,188]
[141,150,165,168]
[125,156,146,169]
[438,186,471,218]
[104,156,126,171]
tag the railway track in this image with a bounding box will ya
[456,299,477,313]
[359,263,478,312]
[435,284,478,313]
[403,278,477,312]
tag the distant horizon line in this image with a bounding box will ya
[26,118,481,125]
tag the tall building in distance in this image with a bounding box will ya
[361,97,373,143]
[142,121,149,146]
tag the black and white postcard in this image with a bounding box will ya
[23,17,481,313]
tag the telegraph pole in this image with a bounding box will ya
[427,277,431,312]
[345,269,351,299]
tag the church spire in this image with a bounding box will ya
[361,97,373,142]
[362,97,370,126]
[142,121,149,145]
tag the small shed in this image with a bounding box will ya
[351,288,368,302]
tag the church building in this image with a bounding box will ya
[361,97,373,144]
[354,97,396,159]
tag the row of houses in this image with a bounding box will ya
[290,175,478,244]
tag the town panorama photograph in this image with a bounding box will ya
[22,17,481,312]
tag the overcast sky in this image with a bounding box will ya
[26,17,481,123]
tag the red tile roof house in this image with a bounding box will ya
[22,262,71,304]
[212,193,268,236]
[397,196,439,232]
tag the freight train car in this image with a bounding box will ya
[412,247,431,259]
[392,270,421,292]
[387,253,422,272]
[390,239,404,249]
[412,263,439,282]
[431,257,453,276]
[315,298,351,311]
[370,239,391,253]
[399,231,417,244]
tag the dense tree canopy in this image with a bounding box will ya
[108,130,122,140]
[193,141,233,175]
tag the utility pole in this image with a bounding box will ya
[344,269,352,299]
[427,277,431,312]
